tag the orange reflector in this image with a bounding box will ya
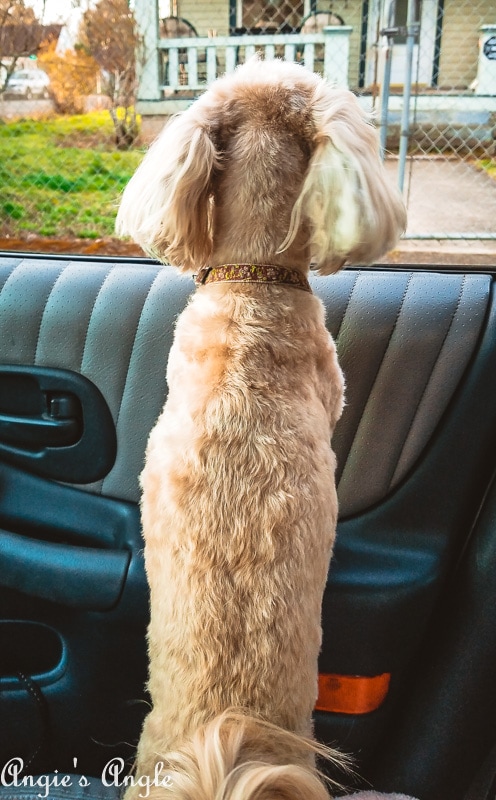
[316,672,391,715]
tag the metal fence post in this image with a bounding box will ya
[397,0,419,193]
[378,1,397,160]
[379,34,394,159]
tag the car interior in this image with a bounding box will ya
[0,253,495,800]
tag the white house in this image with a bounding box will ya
[133,0,496,147]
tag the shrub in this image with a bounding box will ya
[38,41,99,114]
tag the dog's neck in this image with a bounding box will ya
[194,264,312,293]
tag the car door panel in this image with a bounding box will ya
[375,472,496,799]
[0,256,494,799]
[0,259,193,774]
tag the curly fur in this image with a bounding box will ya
[116,58,406,800]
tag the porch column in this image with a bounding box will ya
[323,26,352,88]
[134,0,161,100]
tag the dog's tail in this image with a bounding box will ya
[147,710,350,800]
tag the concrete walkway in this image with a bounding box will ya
[382,156,496,266]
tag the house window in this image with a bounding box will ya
[231,0,310,34]
[392,0,421,44]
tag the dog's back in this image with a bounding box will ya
[134,280,344,798]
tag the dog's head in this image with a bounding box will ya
[116,58,406,274]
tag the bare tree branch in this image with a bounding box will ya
[79,0,142,149]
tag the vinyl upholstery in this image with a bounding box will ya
[0,259,490,517]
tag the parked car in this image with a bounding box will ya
[0,254,495,800]
[4,69,50,100]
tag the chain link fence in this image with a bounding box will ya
[369,0,496,247]
[0,0,495,255]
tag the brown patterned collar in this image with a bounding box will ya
[194,264,312,293]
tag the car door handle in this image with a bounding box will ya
[0,529,131,611]
[0,365,116,483]
[0,412,80,448]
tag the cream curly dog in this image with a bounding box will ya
[116,58,406,800]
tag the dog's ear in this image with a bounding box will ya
[281,84,407,274]
[116,106,219,271]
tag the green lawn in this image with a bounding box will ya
[0,111,144,240]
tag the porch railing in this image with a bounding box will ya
[136,25,352,101]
